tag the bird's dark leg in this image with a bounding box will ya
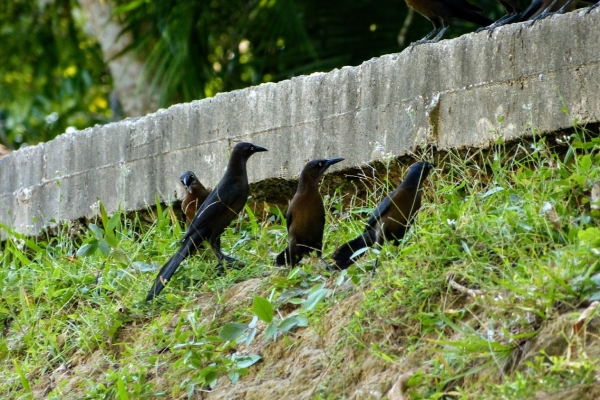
[430,26,449,42]
[217,236,239,264]
[477,12,519,33]
[210,236,240,267]
[410,27,445,50]
[529,0,561,25]
[587,0,599,12]
[286,239,299,267]
[555,0,577,13]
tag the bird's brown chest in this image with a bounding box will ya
[405,0,446,20]
[288,192,325,239]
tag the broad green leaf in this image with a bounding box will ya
[295,315,308,327]
[228,371,241,384]
[89,223,104,239]
[235,354,261,368]
[588,291,600,301]
[77,240,98,257]
[279,316,301,332]
[302,288,328,312]
[108,212,120,230]
[98,240,110,256]
[252,296,274,323]
[219,323,247,342]
[131,261,157,272]
[265,322,278,341]
[104,230,119,248]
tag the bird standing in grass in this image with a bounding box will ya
[331,161,434,270]
[179,171,210,227]
[276,158,344,267]
[147,142,268,301]
[405,0,493,47]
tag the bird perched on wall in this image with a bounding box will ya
[146,142,268,301]
[179,171,210,227]
[405,0,493,47]
[275,157,344,267]
[331,161,434,270]
[479,0,524,31]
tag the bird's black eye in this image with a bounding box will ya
[251,146,255,151]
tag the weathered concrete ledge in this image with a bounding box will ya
[1,10,600,238]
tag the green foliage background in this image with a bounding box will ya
[0,0,509,149]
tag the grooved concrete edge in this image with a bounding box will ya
[1,10,599,238]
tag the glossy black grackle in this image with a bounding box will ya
[275,158,344,267]
[331,161,434,270]
[146,142,267,300]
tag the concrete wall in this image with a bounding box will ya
[1,10,600,238]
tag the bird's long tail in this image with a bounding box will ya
[146,239,193,301]
[275,248,289,266]
[332,230,376,270]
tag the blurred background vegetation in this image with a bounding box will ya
[0,0,509,151]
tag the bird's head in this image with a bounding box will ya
[232,142,268,159]
[402,161,435,189]
[302,158,345,180]
[179,171,198,193]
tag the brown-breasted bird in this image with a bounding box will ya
[180,171,210,227]
[406,0,493,47]
[146,142,268,300]
[331,161,434,270]
[275,158,344,267]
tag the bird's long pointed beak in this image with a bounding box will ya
[325,157,344,167]
[181,177,193,193]
[254,145,268,152]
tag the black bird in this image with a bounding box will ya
[405,0,493,47]
[479,0,524,31]
[180,171,210,227]
[275,158,344,267]
[331,161,434,270]
[147,142,268,300]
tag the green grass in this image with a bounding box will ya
[1,128,600,399]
